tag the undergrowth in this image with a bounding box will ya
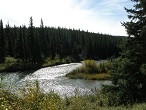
[0,80,146,110]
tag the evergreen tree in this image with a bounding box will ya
[22,25,28,63]
[0,19,5,63]
[39,18,49,57]
[5,23,14,57]
[34,27,43,63]
[28,17,36,63]
[105,0,146,105]
[0,17,122,64]
[14,26,24,61]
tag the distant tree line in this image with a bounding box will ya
[0,17,123,64]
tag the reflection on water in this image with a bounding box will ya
[0,63,111,97]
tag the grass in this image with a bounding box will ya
[0,80,146,110]
[66,60,112,80]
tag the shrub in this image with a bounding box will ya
[82,60,99,74]
[97,61,112,73]
[64,56,75,63]
[1,79,146,109]
[43,56,61,67]
[4,57,18,63]
[67,60,112,76]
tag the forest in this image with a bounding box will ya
[1,0,146,109]
[0,17,122,64]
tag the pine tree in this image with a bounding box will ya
[5,23,14,57]
[39,18,49,57]
[105,0,146,105]
[28,17,36,63]
[14,26,24,61]
[22,25,28,63]
[0,19,5,63]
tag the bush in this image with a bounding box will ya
[43,55,63,67]
[97,61,112,73]
[140,64,146,75]
[64,56,75,63]
[0,80,66,110]
[82,60,99,74]
[4,57,18,63]
[0,57,19,72]
[66,60,112,80]
[67,60,112,75]
[1,80,146,109]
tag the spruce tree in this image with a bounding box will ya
[0,19,5,63]
[5,23,14,57]
[28,17,36,63]
[39,18,49,57]
[14,26,24,61]
[105,0,146,105]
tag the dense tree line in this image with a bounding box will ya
[0,17,122,64]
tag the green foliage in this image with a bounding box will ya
[0,56,74,72]
[67,60,99,76]
[80,60,111,74]
[1,80,146,110]
[98,61,112,74]
[80,60,99,74]
[0,80,65,110]
[64,56,75,64]
[104,0,146,105]
[140,64,146,75]
[43,55,65,67]
[0,19,5,63]
[0,17,122,64]
[4,57,18,64]
[0,57,42,72]
[66,60,111,80]
[67,73,110,80]
[0,57,19,72]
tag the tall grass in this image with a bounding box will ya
[66,60,112,80]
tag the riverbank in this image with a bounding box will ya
[0,57,75,72]
[66,73,111,80]
[0,63,42,72]
[66,60,112,80]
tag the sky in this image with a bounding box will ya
[0,0,133,36]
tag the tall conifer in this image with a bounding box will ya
[0,19,5,63]
[106,0,146,105]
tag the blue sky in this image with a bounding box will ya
[0,0,133,36]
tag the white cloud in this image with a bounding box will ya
[0,0,133,36]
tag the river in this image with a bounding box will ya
[0,62,110,97]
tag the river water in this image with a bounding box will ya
[0,62,110,97]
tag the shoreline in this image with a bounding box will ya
[66,73,111,80]
[0,62,66,73]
